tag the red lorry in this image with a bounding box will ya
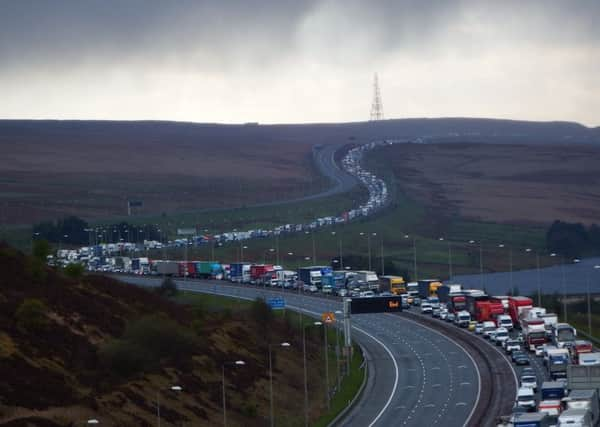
[250,264,274,284]
[570,340,593,364]
[508,296,533,327]
[448,295,467,313]
[474,300,505,322]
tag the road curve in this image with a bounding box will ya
[115,276,480,427]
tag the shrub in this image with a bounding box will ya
[250,298,273,327]
[16,299,49,332]
[156,277,178,297]
[32,239,51,263]
[100,314,199,377]
[63,263,85,279]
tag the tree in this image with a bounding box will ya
[546,220,588,257]
[250,298,273,328]
[16,299,49,332]
[32,239,51,262]
[156,277,178,297]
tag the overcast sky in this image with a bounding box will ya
[1,1,599,125]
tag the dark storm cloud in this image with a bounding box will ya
[1,0,598,71]
[0,0,317,70]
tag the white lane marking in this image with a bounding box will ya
[424,403,435,408]
[431,366,440,370]
[432,384,441,388]
[385,314,482,427]
[403,385,416,389]
[460,382,471,386]
[456,402,467,406]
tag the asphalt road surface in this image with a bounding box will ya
[117,276,480,427]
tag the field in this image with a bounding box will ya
[0,121,334,225]
[376,142,600,225]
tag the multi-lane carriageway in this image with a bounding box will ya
[118,276,519,427]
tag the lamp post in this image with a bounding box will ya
[313,320,330,410]
[156,385,182,427]
[499,244,514,295]
[360,232,376,271]
[590,265,600,336]
[269,342,291,427]
[439,237,452,280]
[334,310,343,386]
[525,248,542,306]
[405,234,417,281]
[240,245,248,262]
[332,231,343,270]
[222,360,245,427]
[551,252,568,321]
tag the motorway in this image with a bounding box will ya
[117,276,480,427]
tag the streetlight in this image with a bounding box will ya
[269,342,291,427]
[305,231,316,265]
[240,245,248,262]
[498,243,514,295]
[405,234,417,281]
[360,232,376,271]
[87,420,99,425]
[525,248,542,307]
[332,231,343,270]
[439,237,452,280]
[469,240,484,288]
[334,310,343,388]
[222,360,245,427]
[590,265,600,336]
[313,320,330,410]
[156,385,183,427]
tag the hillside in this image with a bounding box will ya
[0,245,332,426]
[1,118,598,226]
[369,142,600,226]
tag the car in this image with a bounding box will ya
[494,327,510,346]
[412,297,421,306]
[379,291,393,297]
[360,291,375,297]
[440,310,448,321]
[512,350,526,363]
[447,313,456,323]
[505,339,521,354]
[488,330,498,342]
[482,321,497,338]
[475,323,484,334]
[421,303,433,314]
[520,367,535,377]
[534,345,544,357]
[308,285,319,293]
[432,308,441,318]
[520,374,537,391]
[337,288,348,297]
[516,387,536,410]
[514,353,530,366]
[468,321,477,332]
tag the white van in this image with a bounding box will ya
[482,321,496,339]
[516,387,536,409]
[557,408,592,427]
[496,314,514,330]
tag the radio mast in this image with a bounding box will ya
[370,73,384,121]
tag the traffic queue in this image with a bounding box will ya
[410,280,599,427]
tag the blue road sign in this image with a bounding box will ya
[267,297,286,310]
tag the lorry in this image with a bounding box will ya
[538,313,559,337]
[436,284,462,303]
[567,364,600,392]
[417,279,443,299]
[547,348,570,380]
[508,296,533,327]
[154,260,179,276]
[250,264,274,284]
[553,323,577,348]
[557,408,593,427]
[579,353,600,366]
[229,262,251,283]
[491,295,510,311]
[522,318,547,351]
[406,282,419,297]
[355,271,379,291]
[562,389,599,427]
[448,295,467,314]
[473,300,504,323]
[298,266,324,288]
[465,292,488,317]
[196,261,222,279]
[512,412,551,427]
[570,340,594,365]
[541,381,567,400]
[379,275,406,295]
[131,257,150,274]
[455,310,471,328]
[496,314,514,330]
